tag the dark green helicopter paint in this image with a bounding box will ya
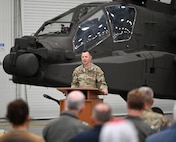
[3,0,176,100]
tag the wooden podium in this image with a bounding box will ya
[57,87,104,126]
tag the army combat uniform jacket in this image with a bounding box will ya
[141,108,170,131]
[71,63,108,91]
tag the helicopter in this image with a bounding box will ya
[3,0,176,100]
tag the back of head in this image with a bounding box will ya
[66,91,85,111]
[99,119,138,142]
[127,88,145,110]
[138,86,154,104]
[6,99,29,125]
[92,103,111,124]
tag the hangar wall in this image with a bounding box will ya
[0,0,175,119]
[0,0,16,118]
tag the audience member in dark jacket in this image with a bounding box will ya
[71,103,112,142]
[43,91,90,142]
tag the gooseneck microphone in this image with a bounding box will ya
[43,94,60,105]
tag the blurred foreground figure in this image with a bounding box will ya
[0,99,45,142]
[0,130,6,138]
[72,103,112,142]
[126,88,156,142]
[43,91,90,142]
[146,102,176,142]
[99,118,138,142]
[139,86,170,131]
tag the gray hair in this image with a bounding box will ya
[66,91,85,111]
[138,86,154,102]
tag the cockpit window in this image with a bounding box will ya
[73,10,110,54]
[36,6,97,36]
[106,5,135,42]
[37,12,74,35]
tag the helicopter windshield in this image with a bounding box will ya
[106,5,136,42]
[37,12,74,35]
[73,10,110,53]
[36,6,97,36]
[73,5,136,53]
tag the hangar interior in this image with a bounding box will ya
[0,0,175,121]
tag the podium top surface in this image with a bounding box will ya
[57,87,103,95]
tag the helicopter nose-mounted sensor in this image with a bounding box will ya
[3,53,39,77]
[3,36,75,78]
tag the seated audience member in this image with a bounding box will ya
[99,118,138,142]
[43,91,90,142]
[139,86,170,131]
[126,88,156,142]
[71,103,112,142]
[146,102,176,142]
[0,99,45,142]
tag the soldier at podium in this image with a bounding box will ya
[71,50,108,95]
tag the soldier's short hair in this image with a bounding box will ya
[82,49,92,56]
[82,49,90,53]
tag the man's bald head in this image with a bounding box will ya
[92,103,112,124]
[66,91,85,111]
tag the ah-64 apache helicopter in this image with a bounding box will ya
[3,0,176,100]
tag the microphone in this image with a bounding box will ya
[43,94,60,105]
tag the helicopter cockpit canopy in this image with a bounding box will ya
[73,5,136,53]
[34,3,136,54]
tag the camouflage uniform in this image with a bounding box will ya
[71,63,108,91]
[141,108,170,131]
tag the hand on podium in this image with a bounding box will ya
[102,89,108,95]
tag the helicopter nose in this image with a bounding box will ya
[3,53,39,77]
